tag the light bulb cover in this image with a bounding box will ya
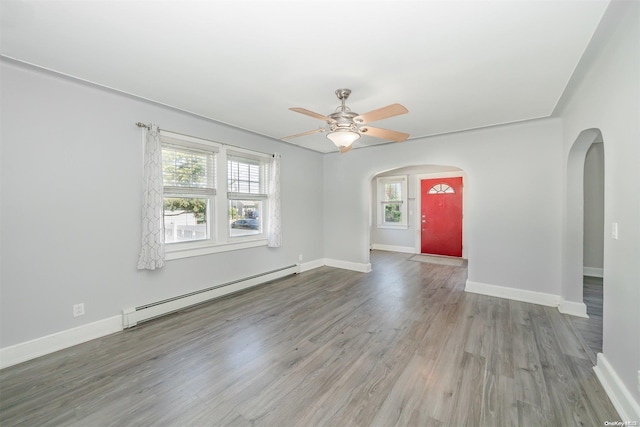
[327,129,360,147]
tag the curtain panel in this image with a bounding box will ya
[267,153,281,247]
[137,124,165,270]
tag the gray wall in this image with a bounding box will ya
[324,118,564,295]
[583,142,604,270]
[0,59,325,348]
[556,0,640,407]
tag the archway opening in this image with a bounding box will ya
[369,165,467,258]
[564,128,604,360]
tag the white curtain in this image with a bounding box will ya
[267,153,281,248]
[137,124,165,270]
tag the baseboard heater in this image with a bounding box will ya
[122,264,299,328]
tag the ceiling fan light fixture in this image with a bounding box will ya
[327,129,361,147]
[284,88,409,152]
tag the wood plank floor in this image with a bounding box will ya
[0,251,619,426]
[568,276,604,364]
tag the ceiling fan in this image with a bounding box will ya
[282,89,410,153]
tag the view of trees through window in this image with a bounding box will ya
[164,198,207,224]
[384,182,402,223]
[157,135,271,247]
[162,146,214,243]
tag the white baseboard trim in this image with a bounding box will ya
[465,280,561,307]
[325,258,372,273]
[371,244,415,254]
[123,265,299,328]
[299,258,374,273]
[298,258,326,273]
[584,267,604,278]
[0,258,368,368]
[465,281,591,318]
[0,316,122,369]
[594,353,640,422]
[558,299,589,318]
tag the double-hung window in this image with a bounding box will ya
[227,151,269,238]
[157,131,272,259]
[377,175,408,228]
[161,132,218,245]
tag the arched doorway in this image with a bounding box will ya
[563,129,605,357]
[369,165,467,258]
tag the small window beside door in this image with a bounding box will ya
[377,175,408,228]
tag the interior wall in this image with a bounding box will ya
[0,59,325,348]
[324,118,564,295]
[583,142,604,272]
[555,0,640,408]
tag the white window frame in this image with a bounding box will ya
[377,175,408,229]
[159,131,272,261]
[227,148,271,242]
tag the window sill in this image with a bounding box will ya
[165,238,268,260]
[377,224,409,230]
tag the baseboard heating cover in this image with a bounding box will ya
[122,264,298,328]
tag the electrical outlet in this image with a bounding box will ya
[73,303,85,317]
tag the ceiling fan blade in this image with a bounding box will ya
[360,126,410,142]
[354,103,408,124]
[281,128,325,140]
[339,145,353,154]
[289,108,335,123]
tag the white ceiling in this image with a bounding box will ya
[1,0,609,153]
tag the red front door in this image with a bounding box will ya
[420,177,463,257]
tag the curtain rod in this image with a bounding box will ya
[135,122,279,158]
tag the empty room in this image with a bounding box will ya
[1,0,638,425]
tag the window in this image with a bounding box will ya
[428,183,455,194]
[377,175,408,228]
[228,152,269,238]
[162,135,217,244]
[158,132,273,260]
